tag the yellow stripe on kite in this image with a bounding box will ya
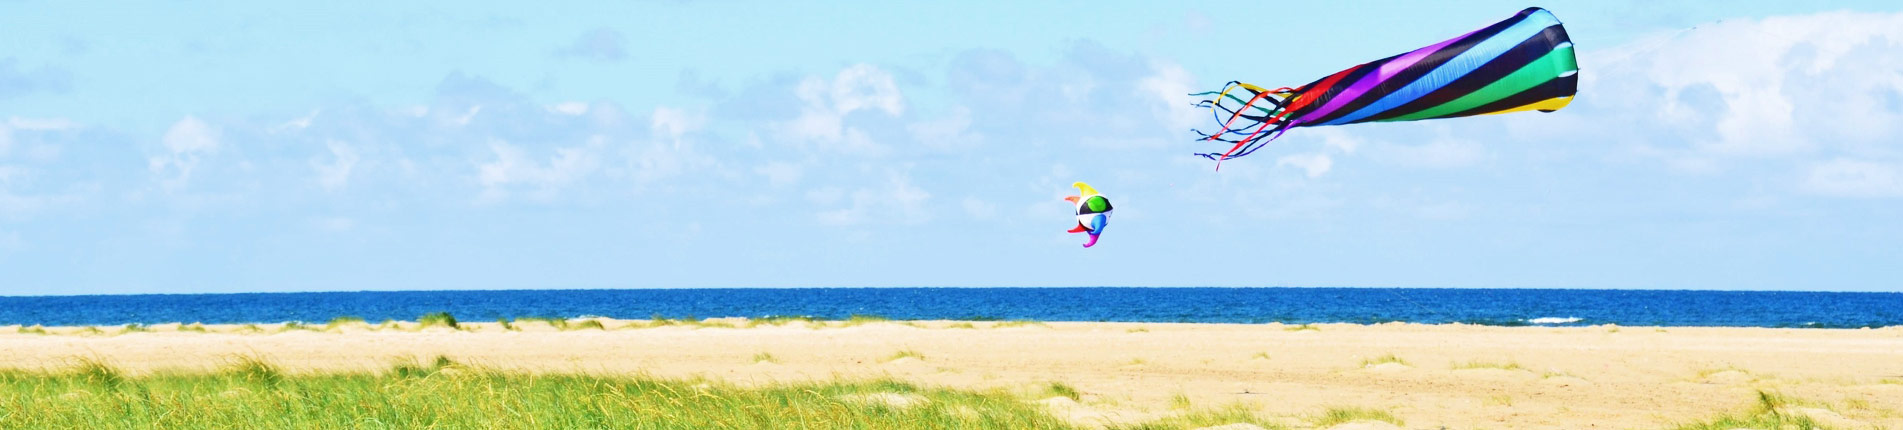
[1475,96,1574,116]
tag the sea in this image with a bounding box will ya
[2,288,1900,328]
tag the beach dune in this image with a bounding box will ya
[3,320,1899,429]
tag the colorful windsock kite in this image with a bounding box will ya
[1193,7,1578,166]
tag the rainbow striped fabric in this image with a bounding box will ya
[1193,7,1579,163]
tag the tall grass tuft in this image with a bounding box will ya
[886,349,926,362]
[569,319,606,330]
[1043,382,1080,401]
[323,316,365,331]
[178,323,208,333]
[1110,403,1285,430]
[18,325,47,335]
[118,323,151,334]
[1452,360,1525,371]
[418,312,459,330]
[1312,406,1403,427]
[1669,391,1821,430]
[1284,324,1321,332]
[224,357,284,386]
[0,364,1085,429]
[841,314,890,327]
[1360,354,1409,367]
[992,320,1046,328]
[69,359,124,388]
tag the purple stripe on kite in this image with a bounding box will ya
[1296,30,1476,123]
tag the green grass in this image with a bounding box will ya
[887,349,926,362]
[1452,360,1525,371]
[840,314,890,327]
[76,326,104,336]
[1669,391,1824,430]
[117,323,151,334]
[323,316,365,331]
[991,320,1045,328]
[1168,393,1192,410]
[0,361,1086,430]
[1041,382,1080,401]
[417,312,459,330]
[569,319,606,330]
[747,316,819,327]
[177,323,208,333]
[1311,406,1403,427]
[17,325,47,335]
[276,321,312,333]
[753,352,778,364]
[1360,353,1409,367]
[235,324,263,334]
[1109,403,1285,430]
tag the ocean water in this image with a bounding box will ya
[2,288,1899,328]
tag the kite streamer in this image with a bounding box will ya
[1192,7,1579,167]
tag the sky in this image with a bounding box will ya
[3,1,1901,295]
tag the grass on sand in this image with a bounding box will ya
[0,358,1296,430]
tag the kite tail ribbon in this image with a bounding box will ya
[1190,81,1299,170]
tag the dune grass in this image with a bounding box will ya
[0,360,1083,430]
[1452,360,1525,371]
[1312,406,1403,427]
[887,349,926,362]
[1283,323,1320,332]
[1041,382,1081,401]
[1360,353,1409,367]
[1111,403,1285,430]
[991,319,1046,328]
[417,312,458,330]
[17,325,47,335]
[753,352,779,364]
[1670,391,1824,430]
[946,322,977,329]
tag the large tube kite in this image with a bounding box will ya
[1192,7,1578,165]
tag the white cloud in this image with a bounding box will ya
[756,162,803,188]
[1597,10,1903,157]
[273,110,319,132]
[1802,159,1903,198]
[815,170,930,226]
[148,116,219,190]
[556,28,629,62]
[549,102,590,116]
[1136,61,1201,132]
[312,140,359,192]
[1373,135,1485,169]
[907,106,983,151]
[1275,153,1333,178]
[781,64,904,154]
[477,140,600,202]
[650,107,704,142]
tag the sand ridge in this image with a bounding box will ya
[2,320,1900,429]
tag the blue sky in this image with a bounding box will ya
[4,1,1901,294]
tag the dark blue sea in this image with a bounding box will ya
[2,288,1900,328]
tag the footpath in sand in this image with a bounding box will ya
[3,320,1901,429]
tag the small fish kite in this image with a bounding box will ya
[1193,7,1578,168]
[1064,182,1113,248]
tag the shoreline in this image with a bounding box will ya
[4,320,1900,428]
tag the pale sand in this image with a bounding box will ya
[3,321,1901,429]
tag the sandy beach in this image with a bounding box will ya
[3,320,1900,429]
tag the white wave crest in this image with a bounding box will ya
[1526,317,1583,325]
